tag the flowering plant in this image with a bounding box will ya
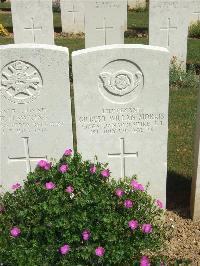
[0,151,166,265]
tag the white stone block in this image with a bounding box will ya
[60,0,85,33]
[128,0,146,9]
[0,44,73,192]
[191,89,200,221]
[189,0,200,24]
[84,0,127,48]
[72,44,169,206]
[11,0,54,44]
[149,0,190,68]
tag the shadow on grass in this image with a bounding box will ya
[166,170,191,218]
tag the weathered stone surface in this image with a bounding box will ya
[72,44,169,206]
[149,0,190,67]
[11,0,54,44]
[191,89,200,221]
[189,0,200,24]
[128,0,146,9]
[60,0,85,33]
[84,0,127,48]
[0,44,73,192]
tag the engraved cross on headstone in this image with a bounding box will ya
[108,138,138,179]
[192,11,200,21]
[160,18,177,47]
[24,17,42,43]
[8,137,47,173]
[68,3,79,24]
[96,17,114,45]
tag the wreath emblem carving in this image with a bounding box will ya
[99,70,142,96]
[1,60,42,104]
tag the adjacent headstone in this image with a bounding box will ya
[189,0,200,24]
[60,0,85,34]
[191,88,200,221]
[72,44,169,206]
[11,0,54,44]
[0,44,73,192]
[149,0,190,68]
[128,0,146,9]
[84,0,127,48]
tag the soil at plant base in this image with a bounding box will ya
[161,209,200,265]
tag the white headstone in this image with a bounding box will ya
[72,44,169,206]
[189,0,200,24]
[191,89,200,221]
[11,0,54,44]
[0,44,73,192]
[128,0,146,9]
[60,0,85,34]
[84,0,127,48]
[149,0,190,68]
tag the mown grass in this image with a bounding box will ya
[168,87,198,179]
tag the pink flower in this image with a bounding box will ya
[38,160,51,170]
[82,230,91,241]
[11,183,21,191]
[10,227,21,237]
[128,220,138,230]
[59,164,69,173]
[156,199,163,209]
[95,246,105,257]
[65,186,74,193]
[64,148,72,156]
[101,169,110,178]
[130,179,144,191]
[115,188,124,197]
[45,182,56,190]
[137,183,144,191]
[59,244,70,255]
[140,256,150,266]
[142,224,153,234]
[124,199,134,208]
[90,165,96,174]
[130,179,139,189]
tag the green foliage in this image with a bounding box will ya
[169,57,200,90]
[0,153,165,265]
[189,21,200,39]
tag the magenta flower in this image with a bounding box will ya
[11,183,21,191]
[64,148,72,156]
[10,227,21,237]
[140,256,150,266]
[137,183,145,191]
[130,179,144,191]
[95,246,105,257]
[124,199,134,208]
[101,169,110,178]
[130,179,139,189]
[45,182,56,190]
[59,244,70,255]
[128,220,138,230]
[115,188,124,198]
[38,160,51,170]
[142,224,153,234]
[156,199,163,209]
[65,186,74,193]
[82,230,91,241]
[90,165,97,174]
[59,164,69,173]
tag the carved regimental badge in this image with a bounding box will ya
[98,60,144,104]
[1,60,42,104]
